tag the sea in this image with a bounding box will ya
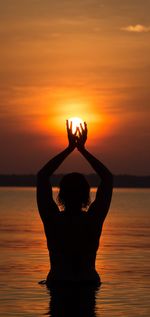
[0,187,150,317]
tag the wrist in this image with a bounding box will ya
[67,145,75,152]
[77,145,86,152]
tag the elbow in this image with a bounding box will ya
[106,171,113,187]
[36,171,42,187]
[109,172,114,187]
[108,169,113,180]
[36,169,46,182]
[105,168,113,179]
[36,168,50,186]
[109,171,113,180]
[37,170,42,179]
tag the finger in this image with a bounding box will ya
[75,127,79,136]
[84,121,87,129]
[75,135,78,143]
[74,127,78,135]
[78,129,82,138]
[80,123,84,132]
[70,121,72,131]
[66,119,69,131]
[84,121,87,133]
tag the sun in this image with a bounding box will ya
[68,117,84,134]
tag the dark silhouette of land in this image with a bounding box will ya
[0,174,150,188]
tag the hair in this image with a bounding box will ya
[57,172,90,210]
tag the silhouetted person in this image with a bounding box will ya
[37,121,113,287]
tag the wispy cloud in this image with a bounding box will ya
[121,24,150,33]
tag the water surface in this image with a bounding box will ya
[0,187,150,316]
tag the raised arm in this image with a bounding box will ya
[36,120,77,222]
[77,123,113,223]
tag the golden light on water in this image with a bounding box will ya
[68,117,84,134]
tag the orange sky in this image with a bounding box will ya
[0,1,150,175]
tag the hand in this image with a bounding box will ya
[66,120,77,151]
[76,122,87,150]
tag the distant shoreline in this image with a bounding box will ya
[0,174,150,188]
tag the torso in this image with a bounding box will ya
[44,210,102,283]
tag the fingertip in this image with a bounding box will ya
[80,123,83,130]
[84,121,87,130]
[66,119,69,128]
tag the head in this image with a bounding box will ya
[58,172,90,211]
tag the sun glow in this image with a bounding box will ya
[68,117,84,134]
[35,93,112,148]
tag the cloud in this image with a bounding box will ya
[121,24,150,33]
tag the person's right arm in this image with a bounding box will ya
[77,123,113,224]
[79,147,113,223]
